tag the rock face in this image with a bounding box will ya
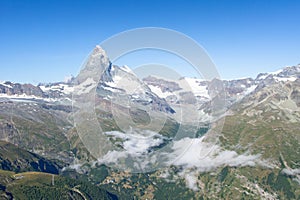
[143,76,182,93]
[74,46,175,114]
[0,82,44,97]
[291,86,300,107]
[143,65,300,111]
[96,64,175,114]
[0,46,175,114]
[0,98,73,163]
[0,81,74,99]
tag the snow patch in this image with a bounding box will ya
[40,84,74,94]
[105,75,122,88]
[74,78,96,95]
[180,78,209,98]
[0,93,58,102]
[274,76,297,82]
[148,85,173,98]
[120,65,134,74]
[270,68,284,75]
[101,85,118,93]
[244,85,257,95]
[0,82,13,88]
[257,74,269,80]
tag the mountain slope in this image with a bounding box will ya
[0,141,63,174]
[0,98,73,163]
[0,170,118,200]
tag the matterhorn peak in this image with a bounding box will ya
[86,45,110,67]
[94,45,105,52]
[75,45,111,84]
[91,45,108,59]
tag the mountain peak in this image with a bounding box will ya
[74,45,111,84]
[91,45,108,58]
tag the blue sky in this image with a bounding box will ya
[0,0,300,83]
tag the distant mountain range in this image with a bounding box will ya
[0,46,299,199]
[1,48,299,122]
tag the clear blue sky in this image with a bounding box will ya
[0,0,299,83]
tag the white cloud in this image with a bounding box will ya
[96,129,167,172]
[165,136,262,190]
[104,129,165,156]
[169,137,260,172]
[281,168,300,176]
[183,172,199,191]
[282,168,300,185]
[72,128,265,190]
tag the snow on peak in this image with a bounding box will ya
[95,45,105,52]
[0,81,13,88]
[91,45,108,58]
[274,76,297,82]
[74,78,96,95]
[39,83,74,95]
[120,65,134,74]
[148,85,173,98]
[270,68,284,75]
[180,77,209,98]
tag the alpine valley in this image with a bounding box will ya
[0,46,299,199]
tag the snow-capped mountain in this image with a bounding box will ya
[0,46,299,199]
[143,64,300,109]
[73,45,175,114]
[0,46,299,124]
[96,63,175,114]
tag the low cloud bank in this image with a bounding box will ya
[64,129,266,190]
[169,137,260,172]
[166,136,264,190]
[282,168,300,185]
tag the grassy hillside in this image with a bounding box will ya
[0,170,118,200]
